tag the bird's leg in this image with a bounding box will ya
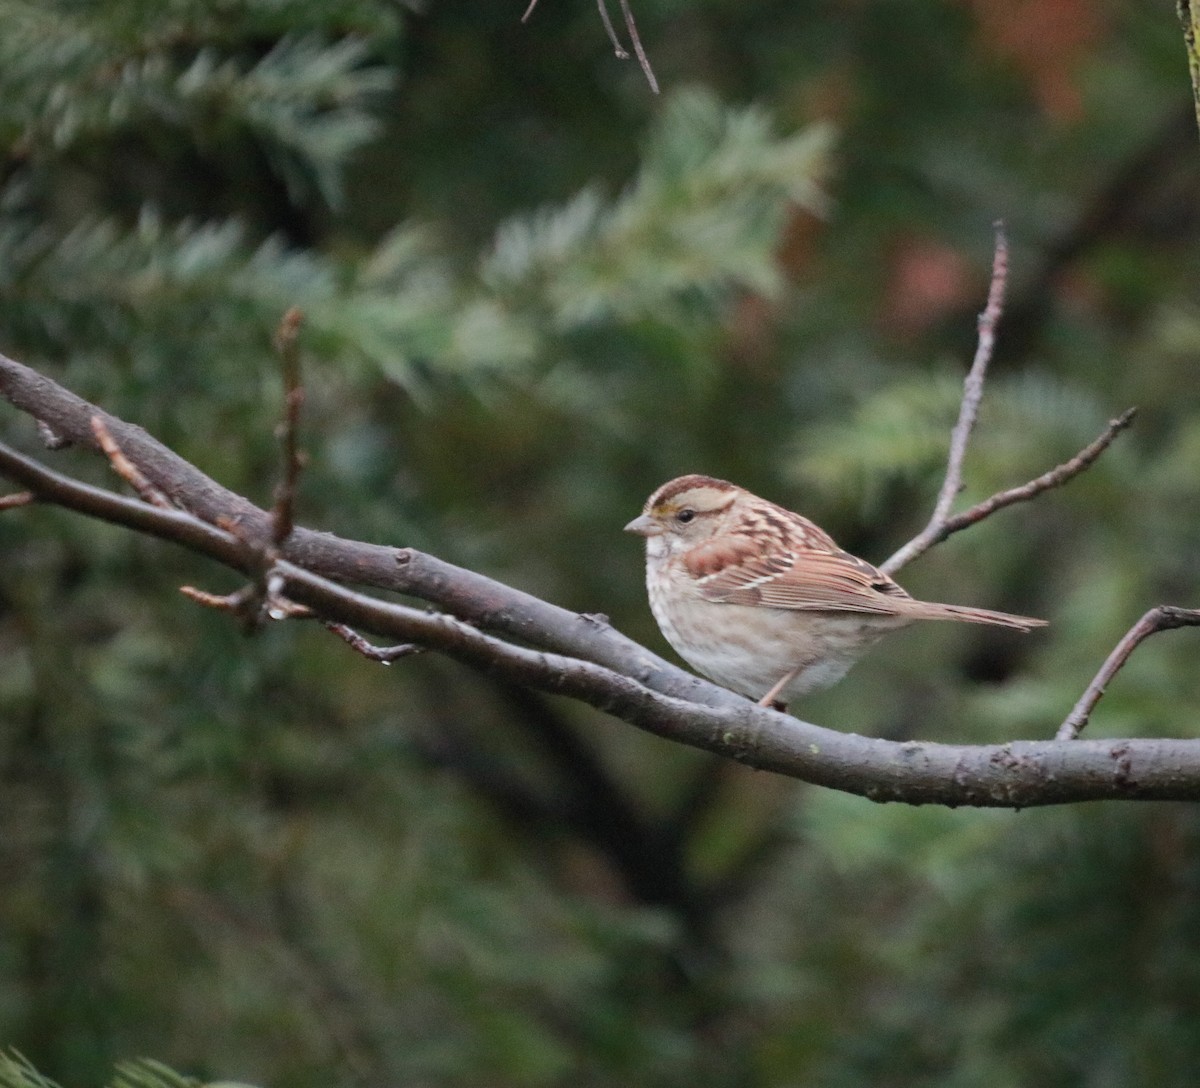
[758,665,804,710]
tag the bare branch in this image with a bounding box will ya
[1057,606,1200,740]
[5,351,1200,808]
[521,0,652,86]
[888,408,1138,565]
[181,580,309,623]
[180,584,257,612]
[1,350,709,707]
[262,557,1200,807]
[880,231,1135,576]
[271,306,306,548]
[617,0,659,93]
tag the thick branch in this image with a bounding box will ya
[3,406,1200,805]
[0,351,727,713]
[4,351,1199,805]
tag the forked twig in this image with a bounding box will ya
[521,0,656,88]
[920,408,1137,553]
[881,225,1135,575]
[183,308,309,632]
[1057,606,1200,739]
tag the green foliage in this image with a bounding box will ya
[485,91,831,325]
[0,1052,251,1088]
[0,2,397,202]
[0,1052,60,1088]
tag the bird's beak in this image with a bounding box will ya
[624,514,661,537]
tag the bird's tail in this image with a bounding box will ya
[904,601,1047,631]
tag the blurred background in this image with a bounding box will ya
[1,0,1200,1084]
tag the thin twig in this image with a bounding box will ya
[917,408,1138,555]
[91,415,173,508]
[181,577,308,626]
[271,307,305,548]
[597,0,630,58]
[881,223,1007,575]
[1057,606,1200,739]
[180,584,258,613]
[617,0,659,92]
[0,490,34,510]
[324,621,424,663]
[941,223,1008,519]
[521,0,634,63]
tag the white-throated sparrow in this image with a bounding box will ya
[626,475,1045,707]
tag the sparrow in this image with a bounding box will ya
[626,474,1045,707]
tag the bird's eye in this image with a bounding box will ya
[676,509,696,524]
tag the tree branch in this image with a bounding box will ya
[3,351,1200,807]
[0,350,725,711]
[1058,606,1200,740]
[884,407,1137,570]
[878,228,1134,579]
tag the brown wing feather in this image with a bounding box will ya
[692,543,914,615]
[683,499,913,616]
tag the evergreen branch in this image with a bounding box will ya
[2,96,827,393]
[0,8,391,201]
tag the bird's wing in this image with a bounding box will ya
[685,533,912,616]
